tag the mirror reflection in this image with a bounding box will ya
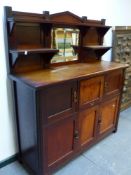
[51,28,79,63]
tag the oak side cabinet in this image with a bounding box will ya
[5,6,127,175]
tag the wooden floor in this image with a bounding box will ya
[0,107,131,175]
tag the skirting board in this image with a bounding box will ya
[0,154,18,169]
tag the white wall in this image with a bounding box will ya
[0,6,18,162]
[1,0,131,162]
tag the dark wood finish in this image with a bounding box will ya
[10,48,59,54]
[6,6,111,73]
[73,45,111,60]
[12,55,44,74]
[7,9,110,31]
[9,48,59,66]
[14,82,40,174]
[47,117,75,166]
[39,81,77,123]
[5,6,127,175]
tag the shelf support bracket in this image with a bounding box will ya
[8,19,15,34]
[11,52,18,65]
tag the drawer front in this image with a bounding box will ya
[79,76,104,107]
[104,69,123,96]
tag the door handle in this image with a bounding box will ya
[104,82,109,91]
[98,119,102,124]
[74,130,79,140]
[73,90,78,103]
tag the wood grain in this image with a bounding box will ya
[80,75,104,105]
[47,118,74,166]
[79,106,97,145]
[99,96,119,135]
[10,61,127,88]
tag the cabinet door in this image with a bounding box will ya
[40,81,77,121]
[99,96,119,135]
[47,117,75,166]
[79,106,98,146]
[79,76,104,107]
[104,69,123,96]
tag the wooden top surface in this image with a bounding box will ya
[10,61,127,88]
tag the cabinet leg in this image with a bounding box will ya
[113,128,117,133]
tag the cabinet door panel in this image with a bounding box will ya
[40,82,76,118]
[47,118,75,166]
[80,76,104,106]
[99,96,119,135]
[104,70,123,96]
[79,106,97,146]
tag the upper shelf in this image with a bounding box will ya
[10,48,59,54]
[9,48,59,65]
[6,7,111,34]
[72,45,111,50]
[72,45,111,59]
[5,7,112,71]
[7,16,111,27]
[7,17,111,36]
[7,17,111,33]
[82,45,111,50]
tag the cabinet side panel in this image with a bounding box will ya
[15,82,38,174]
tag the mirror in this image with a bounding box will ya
[51,28,79,63]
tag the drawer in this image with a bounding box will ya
[79,76,104,107]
